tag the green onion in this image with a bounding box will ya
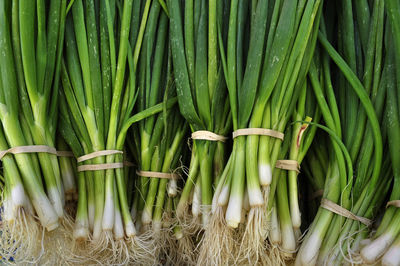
[129,1,188,262]
[272,85,319,258]
[296,1,387,263]
[60,0,180,264]
[198,0,322,264]
[0,0,67,230]
[361,1,400,264]
[0,2,67,263]
[168,0,231,229]
[59,0,157,263]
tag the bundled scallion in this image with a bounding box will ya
[296,1,389,263]
[360,1,400,265]
[197,0,322,264]
[58,0,174,264]
[127,1,189,263]
[168,0,231,230]
[269,84,319,260]
[0,0,67,262]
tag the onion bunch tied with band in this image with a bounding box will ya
[58,0,175,264]
[0,0,67,262]
[296,0,389,263]
[196,0,323,264]
[360,1,400,265]
[128,1,189,263]
[168,0,232,237]
[268,84,319,261]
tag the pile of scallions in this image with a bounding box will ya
[0,0,399,265]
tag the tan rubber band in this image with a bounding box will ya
[232,128,284,140]
[275,160,300,173]
[386,200,400,208]
[136,170,179,180]
[123,161,135,167]
[191,131,228,142]
[56,151,74,157]
[0,145,58,160]
[77,150,123,163]
[77,162,124,172]
[320,198,372,227]
[309,189,324,201]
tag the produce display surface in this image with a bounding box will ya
[0,0,399,265]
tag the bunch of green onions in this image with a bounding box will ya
[296,1,390,263]
[195,0,322,264]
[360,1,400,265]
[168,0,231,230]
[127,1,189,262]
[0,0,67,262]
[269,85,319,260]
[59,0,171,264]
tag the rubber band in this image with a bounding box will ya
[386,200,400,208]
[275,160,300,173]
[320,198,372,227]
[309,189,324,201]
[56,151,74,157]
[76,150,125,172]
[0,145,75,159]
[191,131,228,142]
[77,150,123,163]
[77,163,124,172]
[277,245,299,255]
[0,145,58,160]
[232,128,284,140]
[136,170,179,180]
[123,161,135,167]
